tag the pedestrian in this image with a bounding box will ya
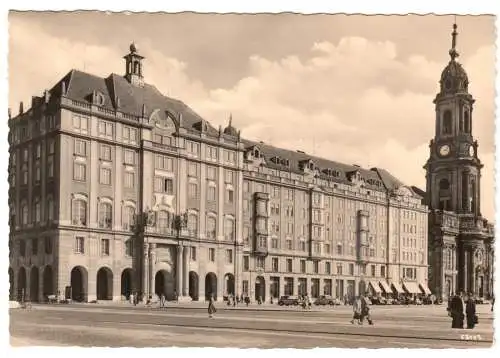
[465,293,478,329]
[208,295,217,318]
[160,293,166,310]
[449,292,465,329]
[351,296,362,325]
[360,295,374,325]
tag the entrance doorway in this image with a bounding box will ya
[121,268,133,300]
[205,272,217,301]
[30,266,40,302]
[189,271,199,301]
[70,266,88,302]
[255,276,265,301]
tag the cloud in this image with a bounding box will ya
[8,17,495,221]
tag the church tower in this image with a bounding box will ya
[124,42,145,87]
[425,24,494,300]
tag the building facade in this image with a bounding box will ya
[8,43,430,303]
[424,24,495,300]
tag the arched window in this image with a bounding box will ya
[224,217,235,241]
[439,179,450,190]
[21,203,28,225]
[464,110,471,133]
[157,210,172,234]
[122,206,136,231]
[187,212,198,236]
[442,110,452,135]
[438,178,451,211]
[33,197,41,223]
[98,202,113,229]
[72,199,87,226]
[206,215,217,239]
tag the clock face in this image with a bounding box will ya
[469,145,475,157]
[439,145,450,157]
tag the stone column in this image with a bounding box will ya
[149,243,156,298]
[183,245,189,297]
[470,248,476,295]
[177,245,183,295]
[142,243,149,301]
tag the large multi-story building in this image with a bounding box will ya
[422,24,494,300]
[8,42,430,303]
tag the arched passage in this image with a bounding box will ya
[42,265,54,300]
[189,271,199,301]
[96,267,113,300]
[224,273,235,297]
[205,272,217,301]
[30,266,40,302]
[155,270,176,300]
[255,276,265,302]
[8,268,14,301]
[17,267,27,302]
[70,266,88,302]
[121,268,133,300]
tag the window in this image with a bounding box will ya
[47,157,54,177]
[325,262,331,275]
[371,265,376,277]
[73,163,86,181]
[34,199,41,223]
[337,264,343,275]
[224,150,236,163]
[272,257,279,272]
[187,213,198,235]
[313,261,319,274]
[122,206,135,231]
[32,238,38,255]
[47,197,54,221]
[188,163,198,177]
[300,260,306,273]
[190,247,197,261]
[22,168,28,185]
[101,239,110,256]
[206,166,217,180]
[124,150,135,165]
[243,280,249,295]
[72,199,87,226]
[348,263,354,275]
[225,188,234,203]
[206,146,218,160]
[271,238,278,249]
[336,244,343,255]
[125,239,134,256]
[75,236,85,254]
[124,172,135,189]
[207,185,216,201]
[99,202,113,229]
[35,143,41,158]
[74,139,87,156]
[99,120,114,138]
[381,266,386,277]
[19,240,26,256]
[158,210,172,233]
[226,249,233,264]
[286,239,292,250]
[225,170,234,184]
[155,155,173,171]
[154,177,174,194]
[72,114,88,131]
[100,168,112,185]
[44,237,52,254]
[188,183,198,199]
[256,257,265,270]
[286,259,293,272]
[123,126,138,144]
[206,216,216,239]
[243,256,250,271]
[208,248,215,262]
[325,244,331,255]
[100,145,112,161]
[224,218,235,241]
[48,139,55,154]
[186,141,200,156]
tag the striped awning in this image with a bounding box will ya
[419,283,432,295]
[369,281,382,294]
[391,282,405,294]
[403,281,421,294]
[378,280,392,293]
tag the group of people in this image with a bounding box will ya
[447,292,479,329]
[351,295,374,325]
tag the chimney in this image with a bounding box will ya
[44,89,50,104]
[19,101,24,115]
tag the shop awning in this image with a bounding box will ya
[391,282,405,294]
[378,280,392,293]
[403,281,421,294]
[369,281,382,294]
[419,283,432,295]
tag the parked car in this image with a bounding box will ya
[370,296,388,305]
[314,295,337,306]
[278,295,302,306]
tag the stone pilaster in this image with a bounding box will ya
[149,243,156,298]
[182,245,189,297]
[177,245,183,294]
[142,243,149,301]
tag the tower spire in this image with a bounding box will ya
[449,22,459,61]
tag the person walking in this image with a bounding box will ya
[351,296,362,325]
[360,295,374,325]
[465,293,478,329]
[208,295,217,318]
[449,292,465,329]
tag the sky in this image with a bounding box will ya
[7,12,496,221]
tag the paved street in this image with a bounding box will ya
[10,303,494,348]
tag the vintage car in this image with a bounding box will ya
[314,295,339,306]
[278,295,303,306]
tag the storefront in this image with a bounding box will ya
[418,282,432,296]
[368,281,382,297]
[402,281,421,297]
[391,282,405,297]
[378,280,392,297]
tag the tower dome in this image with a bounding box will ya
[130,42,138,53]
[223,114,238,136]
[439,23,469,94]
